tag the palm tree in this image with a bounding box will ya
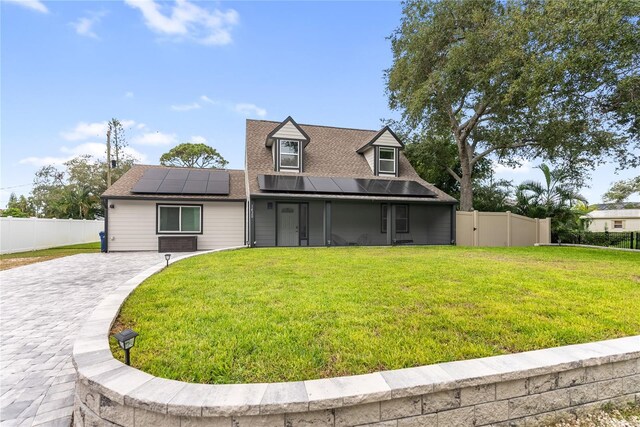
[514,164,587,242]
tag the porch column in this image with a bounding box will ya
[324,201,332,246]
[386,203,395,246]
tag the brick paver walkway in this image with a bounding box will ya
[0,252,174,427]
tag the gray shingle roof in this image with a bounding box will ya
[102,164,246,201]
[245,119,457,203]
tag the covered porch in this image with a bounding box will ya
[250,198,455,247]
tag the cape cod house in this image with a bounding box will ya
[101,117,457,251]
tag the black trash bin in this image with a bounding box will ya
[99,231,106,253]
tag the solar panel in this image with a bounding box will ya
[182,180,209,194]
[257,174,436,198]
[165,169,189,180]
[131,179,163,193]
[307,177,342,193]
[131,168,230,195]
[187,170,210,181]
[205,179,229,195]
[143,169,169,180]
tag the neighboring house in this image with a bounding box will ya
[101,117,457,251]
[582,208,640,232]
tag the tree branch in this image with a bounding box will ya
[446,166,462,183]
[470,140,538,166]
[458,102,489,144]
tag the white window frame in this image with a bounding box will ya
[157,205,202,234]
[279,139,300,170]
[613,220,624,229]
[378,147,396,174]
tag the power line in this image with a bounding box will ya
[0,184,32,190]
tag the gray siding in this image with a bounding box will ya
[308,201,324,246]
[423,204,452,244]
[252,199,452,247]
[254,199,276,247]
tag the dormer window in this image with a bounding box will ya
[356,126,404,177]
[266,117,310,173]
[378,148,396,174]
[279,140,300,170]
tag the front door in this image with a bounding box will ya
[277,203,299,246]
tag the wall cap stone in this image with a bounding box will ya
[72,246,640,417]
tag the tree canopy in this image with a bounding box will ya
[386,0,640,210]
[603,176,640,203]
[160,143,228,169]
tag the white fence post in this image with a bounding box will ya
[0,217,104,254]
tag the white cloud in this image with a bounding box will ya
[19,143,148,167]
[60,121,108,141]
[493,159,532,175]
[125,91,134,98]
[4,0,48,13]
[124,0,239,46]
[171,102,201,111]
[131,131,177,146]
[190,135,207,144]
[234,103,267,118]
[60,119,141,141]
[70,11,107,39]
[200,95,216,104]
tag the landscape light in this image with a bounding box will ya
[165,253,171,267]
[113,329,138,366]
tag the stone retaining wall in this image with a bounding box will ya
[72,248,640,427]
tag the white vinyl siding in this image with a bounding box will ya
[371,129,403,148]
[363,147,375,172]
[107,199,244,251]
[271,121,306,140]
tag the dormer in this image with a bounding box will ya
[356,126,404,177]
[265,116,310,173]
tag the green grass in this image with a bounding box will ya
[111,246,640,384]
[0,242,101,270]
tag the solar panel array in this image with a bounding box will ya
[132,168,230,195]
[257,175,436,197]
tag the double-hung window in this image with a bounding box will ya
[613,220,624,229]
[381,204,409,233]
[158,205,202,233]
[279,140,300,169]
[378,148,396,174]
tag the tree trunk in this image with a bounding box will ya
[457,139,474,211]
[459,171,474,211]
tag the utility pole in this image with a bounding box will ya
[106,126,112,187]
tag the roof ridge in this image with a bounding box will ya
[247,119,380,133]
[133,164,245,172]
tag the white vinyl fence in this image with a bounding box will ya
[0,217,104,254]
[456,210,551,247]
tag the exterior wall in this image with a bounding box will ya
[587,218,640,232]
[107,199,245,251]
[372,129,402,147]
[252,200,453,247]
[363,148,374,172]
[0,217,103,254]
[456,211,551,247]
[271,121,306,140]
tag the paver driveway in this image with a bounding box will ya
[0,252,177,427]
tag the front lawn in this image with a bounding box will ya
[0,242,101,270]
[111,246,640,384]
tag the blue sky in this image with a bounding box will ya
[1,0,638,206]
